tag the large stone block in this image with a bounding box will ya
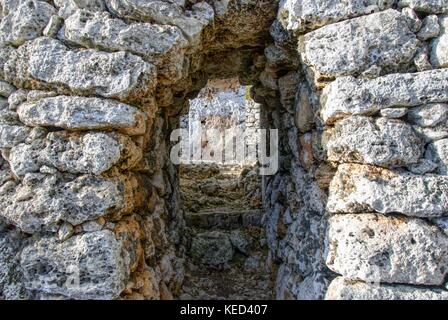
[61,10,188,83]
[326,277,448,300]
[301,10,419,85]
[327,116,423,167]
[321,69,448,124]
[326,214,448,285]
[105,0,214,44]
[20,231,130,299]
[4,37,157,104]
[431,15,448,68]
[0,0,55,46]
[0,173,138,233]
[327,163,448,217]
[9,131,142,177]
[17,96,147,136]
[278,0,395,33]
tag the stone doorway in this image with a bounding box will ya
[176,78,273,300]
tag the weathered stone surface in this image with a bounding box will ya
[321,69,448,124]
[399,0,448,14]
[54,0,107,19]
[0,124,31,148]
[417,15,440,40]
[0,0,55,46]
[9,131,142,177]
[427,139,448,175]
[20,230,130,299]
[407,103,448,127]
[4,37,157,103]
[0,226,30,299]
[278,0,395,33]
[326,277,448,300]
[327,163,448,217]
[430,15,448,68]
[43,14,64,38]
[17,96,147,135]
[105,0,214,44]
[61,10,188,83]
[190,231,234,266]
[0,173,137,233]
[379,107,408,118]
[327,116,423,167]
[0,81,15,97]
[301,10,419,84]
[326,214,448,285]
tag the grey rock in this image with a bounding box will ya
[20,230,130,299]
[398,0,448,14]
[327,163,448,217]
[229,230,252,255]
[408,103,448,127]
[0,227,30,299]
[0,173,135,233]
[301,10,419,85]
[54,0,106,19]
[321,69,448,124]
[413,125,448,142]
[417,15,440,40]
[380,108,408,118]
[0,124,31,148]
[407,158,438,174]
[17,96,147,135]
[58,222,74,242]
[0,0,55,46]
[326,277,448,300]
[426,139,448,175]
[278,0,396,33]
[430,15,448,68]
[9,131,142,177]
[326,214,448,285]
[0,81,15,97]
[43,15,64,38]
[401,7,422,33]
[106,0,214,44]
[82,220,103,232]
[61,9,188,83]
[190,231,234,266]
[4,37,157,103]
[327,116,423,167]
[414,46,433,71]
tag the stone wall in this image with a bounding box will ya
[0,0,447,300]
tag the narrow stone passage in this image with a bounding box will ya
[179,164,274,300]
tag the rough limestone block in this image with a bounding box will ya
[327,163,448,217]
[0,124,31,148]
[326,277,448,300]
[190,231,234,266]
[105,0,214,44]
[321,69,448,124]
[417,15,440,40]
[0,227,30,299]
[431,15,448,68]
[427,139,448,175]
[17,96,147,136]
[301,10,419,84]
[327,116,423,167]
[0,0,55,46]
[326,214,448,285]
[9,131,142,177]
[4,37,157,104]
[399,0,448,14]
[54,0,106,19]
[407,103,448,127]
[20,231,130,300]
[61,10,188,83]
[277,0,395,33]
[0,173,138,233]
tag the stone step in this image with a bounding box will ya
[185,208,263,230]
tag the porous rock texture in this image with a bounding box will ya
[0,0,447,301]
